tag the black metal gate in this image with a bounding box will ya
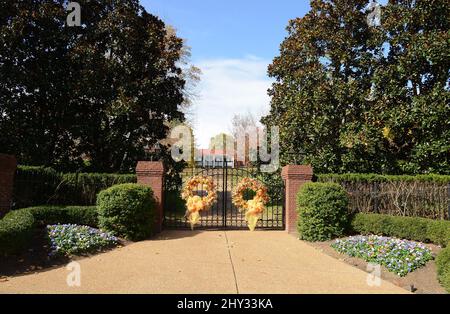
[164,164,285,230]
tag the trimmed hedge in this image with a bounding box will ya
[28,206,98,227]
[14,166,136,208]
[317,173,450,183]
[0,206,98,256]
[13,166,60,209]
[318,173,449,220]
[58,172,137,205]
[97,184,155,241]
[297,182,350,242]
[436,246,450,293]
[0,209,35,255]
[350,213,450,247]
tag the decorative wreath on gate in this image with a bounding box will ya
[181,175,217,230]
[232,177,269,231]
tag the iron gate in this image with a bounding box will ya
[164,165,285,230]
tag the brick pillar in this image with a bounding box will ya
[136,161,164,234]
[0,154,17,216]
[281,165,313,235]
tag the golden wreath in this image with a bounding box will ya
[181,175,217,213]
[232,177,269,214]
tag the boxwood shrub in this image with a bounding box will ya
[14,166,137,208]
[0,206,98,256]
[57,172,137,205]
[97,183,155,241]
[297,182,349,241]
[317,173,450,183]
[0,209,35,255]
[29,206,98,227]
[350,213,450,247]
[436,245,450,293]
[13,166,60,209]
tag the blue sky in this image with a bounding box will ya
[141,0,311,147]
[142,0,310,61]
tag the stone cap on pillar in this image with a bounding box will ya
[281,165,313,181]
[136,161,164,175]
[0,154,17,169]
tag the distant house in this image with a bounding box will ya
[195,149,236,168]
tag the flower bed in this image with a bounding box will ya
[331,236,433,276]
[47,224,119,256]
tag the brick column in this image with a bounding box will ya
[0,154,17,216]
[281,165,313,235]
[136,161,164,234]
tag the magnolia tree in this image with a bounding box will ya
[263,0,449,174]
[0,0,191,173]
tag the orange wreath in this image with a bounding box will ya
[232,178,269,231]
[181,176,217,229]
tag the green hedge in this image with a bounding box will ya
[436,246,450,293]
[14,166,136,208]
[350,213,450,247]
[0,209,35,256]
[317,173,450,183]
[97,184,155,241]
[28,206,98,227]
[13,166,60,209]
[317,173,449,220]
[297,182,350,242]
[0,206,98,256]
[57,172,137,205]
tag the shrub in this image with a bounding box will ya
[164,191,186,215]
[0,209,35,255]
[14,166,60,208]
[426,220,450,248]
[13,166,137,208]
[29,206,98,227]
[317,173,450,183]
[97,184,155,241]
[317,173,450,220]
[47,224,118,256]
[351,213,450,247]
[58,173,137,205]
[0,206,97,256]
[297,182,349,241]
[436,246,450,293]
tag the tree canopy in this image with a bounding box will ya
[0,0,187,172]
[263,0,449,174]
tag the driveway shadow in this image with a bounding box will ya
[0,229,71,278]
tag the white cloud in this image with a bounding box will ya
[191,56,273,148]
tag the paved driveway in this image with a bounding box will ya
[0,231,408,294]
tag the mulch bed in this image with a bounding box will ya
[309,237,446,294]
